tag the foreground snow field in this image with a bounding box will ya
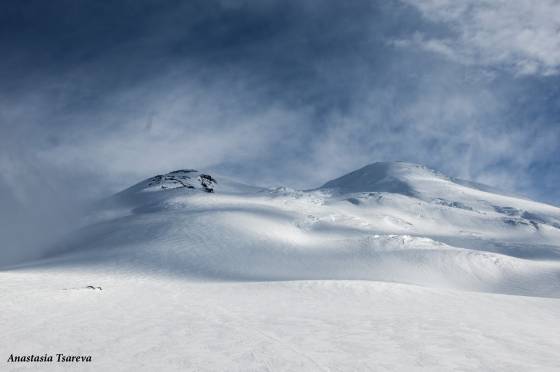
[3,162,560,371]
[2,272,560,371]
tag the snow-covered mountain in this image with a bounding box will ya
[32,161,560,297]
[4,162,560,371]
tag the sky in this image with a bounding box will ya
[1,0,559,264]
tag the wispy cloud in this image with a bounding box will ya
[398,0,560,76]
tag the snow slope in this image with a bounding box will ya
[2,162,560,371]
[3,273,560,371]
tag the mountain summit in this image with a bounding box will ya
[320,161,440,196]
[320,161,517,199]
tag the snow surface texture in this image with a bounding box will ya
[2,162,560,371]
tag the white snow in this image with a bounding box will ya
[2,162,560,371]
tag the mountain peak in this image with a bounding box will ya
[319,161,444,196]
[113,169,264,203]
[126,169,217,194]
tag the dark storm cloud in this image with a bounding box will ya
[1,0,559,265]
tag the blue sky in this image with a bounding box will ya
[1,1,559,261]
